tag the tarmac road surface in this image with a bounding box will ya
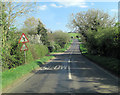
[6,39,119,94]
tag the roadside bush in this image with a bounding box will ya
[68,33,79,38]
[2,29,25,70]
[54,44,61,51]
[85,26,120,58]
[47,30,70,51]
[2,25,49,71]
[29,44,48,59]
[48,46,54,52]
[80,43,120,76]
[53,30,70,48]
[69,9,120,59]
[47,43,61,52]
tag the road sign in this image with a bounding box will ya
[20,43,28,51]
[18,33,29,43]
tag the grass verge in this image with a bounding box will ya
[68,33,79,38]
[2,40,73,89]
[2,56,54,89]
[80,43,120,77]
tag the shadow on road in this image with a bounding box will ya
[28,39,119,93]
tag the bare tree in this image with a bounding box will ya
[1,2,36,47]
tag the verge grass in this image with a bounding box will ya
[68,33,78,38]
[2,56,54,89]
[80,43,120,77]
[2,40,72,89]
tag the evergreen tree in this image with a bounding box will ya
[37,20,50,46]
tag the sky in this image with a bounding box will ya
[14,1,119,32]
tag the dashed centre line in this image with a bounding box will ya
[68,59,72,80]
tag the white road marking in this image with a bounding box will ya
[68,66,72,79]
[56,65,60,70]
[48,65,51,70]
[64,66,67,69]
[60,66,63,69]
[44,67,47,70]
[68,59,72,80]
[54,66,58,69]
[68,59,71,63]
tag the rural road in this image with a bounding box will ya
[6,39,119,94]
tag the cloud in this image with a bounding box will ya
[78,4,88,8]
[60,2,88,8]
[111,9,118,12]
[37,5,47,10]
[50,3,63,8]
[52,0,88,8]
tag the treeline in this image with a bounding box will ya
[20,17,70,52]
[69,9,120,59]
[47,30,70,52]
[1,2,70,70]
